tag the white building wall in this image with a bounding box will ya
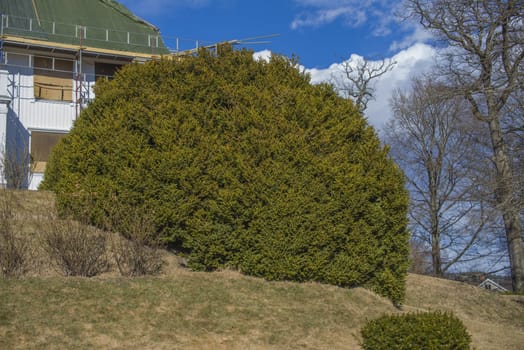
[20,100,76,131]
[7,54,76,133]
[82,60,97,101]
[29,173,44,190]
[4,53,76,189]
[24,98,75,189]
[0,109,6,149]
[23,61,97,189]
[0,66,13,187]
[0,68,11,98]
[6,108,31,189]
[1,49,123,189]
[0,97,8,188]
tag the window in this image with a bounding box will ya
[6,53,30,67]
[95,62,122,80]
[54,58,74,72]
[30,131,67,172]
[34,56,53,69]
[76,26,86,39]
[33,56,74,101]
[149,35,158,48]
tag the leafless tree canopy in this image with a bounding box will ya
[335,57,396,112]
[405,0,524,291]
[384,78,504,276]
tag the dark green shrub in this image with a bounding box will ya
[41,46,409,303]
[361,311,472,350]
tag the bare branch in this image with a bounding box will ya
[384,76,497,276]
[405,0,524,292]
[334,57,396,112]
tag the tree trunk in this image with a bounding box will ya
[430,174,442,276]
[489,118,524,292]
[431,235,442,277]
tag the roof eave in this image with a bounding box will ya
[2,35,166,60]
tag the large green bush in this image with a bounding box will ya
[42,46,409,303]
[361,311,472,349]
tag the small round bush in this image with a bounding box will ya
[42,46,409,303]
[361,311,472,350]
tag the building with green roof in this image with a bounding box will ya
[0,0,171,189]
[0,0,169,56]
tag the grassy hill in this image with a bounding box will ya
[1,190,523,349]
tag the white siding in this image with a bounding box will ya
[0,113,6,148]
[0,106,6,187]
[30,172,44,190]
[20,100,75,131]
[1,49,128,189]
[82,60,97,101]
[0,70,10,98]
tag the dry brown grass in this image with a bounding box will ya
[0,190,523,349]
[405,274,524,350]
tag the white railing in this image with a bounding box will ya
[0,13,206,55]
[1,14,163,52]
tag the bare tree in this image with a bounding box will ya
[409,238,433,274]
[502,89,524,211]
[405,0,524,291]
[0,189,30,277]
[1,139,33,190]
[384,77,503,276]
[334,56,396,112]
[2,148,32,189]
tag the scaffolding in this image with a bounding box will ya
[0,13,3,64]
[0,8,168,56]
[0,12,163,118]
[0,8,278,117]
[74,25,85,119]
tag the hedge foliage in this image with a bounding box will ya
[41,46,409,303]
[361,311,472,349]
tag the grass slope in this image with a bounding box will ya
[1,191,523,349]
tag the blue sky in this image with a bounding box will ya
[118,0,437,128]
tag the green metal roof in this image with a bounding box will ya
[0,0,169,55]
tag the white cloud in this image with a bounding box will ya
[257,44,436,129]
[291,7,366,30]
[306,43,437,129]
[253,50,272,62]
[389,25,434,51]
[291,0,397,35]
